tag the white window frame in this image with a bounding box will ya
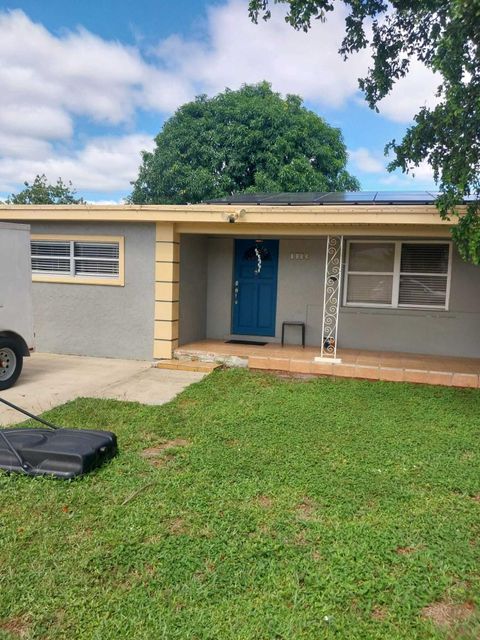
[31,235,125,286]
[343,240,452,311]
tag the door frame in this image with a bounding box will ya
[231,238,279,337]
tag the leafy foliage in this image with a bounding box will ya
[5,174,84,205]
[129,82,359,204]
[1,369,480,638]
[248,0,480,262]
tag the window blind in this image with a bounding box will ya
[345,241,450,309]
[398,243,449,307]
[32,240,120,279]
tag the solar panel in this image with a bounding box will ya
[317,191,378,203]
[261,192,327,204]
[203,191,474,206]
[205,193,271,204]
[374,191,436,204]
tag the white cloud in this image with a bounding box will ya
[0,134,154,194]
[154,1,370,109]
[378,160,436,187]
[0,9,191,127]
[377,59,441,123]
[349,147,385,173]
[0,2,441,196]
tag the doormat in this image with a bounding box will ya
[225,340,267,346]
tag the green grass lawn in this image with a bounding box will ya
[1,369,479,640]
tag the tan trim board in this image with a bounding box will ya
[155,281,180,301]
[155,260,179,283]
[32,275,124,286]
[174,223,453,237]
[153,222,180,359]
[155,241,180,262]
[155,320,179,341]
[0,203,463,226]
[155,301,179,322]
[154,339,179,359]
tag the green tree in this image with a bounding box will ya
[6,174,84,205]
[248,0,480,263]
[129,82,359,205]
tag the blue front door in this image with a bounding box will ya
[232,239,279,336]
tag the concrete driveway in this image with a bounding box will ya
[0,353,206,426]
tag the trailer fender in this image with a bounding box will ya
[0,331,31,357]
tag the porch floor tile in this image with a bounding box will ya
[174,340,480,388]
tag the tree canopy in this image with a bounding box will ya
[248,0,480,263]
[129,82,359,205]
[5,174,84,205]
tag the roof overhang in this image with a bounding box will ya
[0,204,459,230]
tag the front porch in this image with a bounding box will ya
[173,339,480,387]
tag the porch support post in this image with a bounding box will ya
[315,235,344,363]
[154,223,180,359]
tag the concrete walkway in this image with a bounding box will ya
[0,353,206,426]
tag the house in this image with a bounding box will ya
[1,192,479,382]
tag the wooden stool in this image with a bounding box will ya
[281,321,305,348]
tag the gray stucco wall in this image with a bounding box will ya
[205,238,233,342]
[338,245,480,357]
[179,235,208,344]
[29,222,155,360]
[203,236,480,358]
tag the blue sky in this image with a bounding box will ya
[0,0,440,202]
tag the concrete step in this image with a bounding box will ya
[155,360,221,373]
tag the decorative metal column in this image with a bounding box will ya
[316,235,344,362]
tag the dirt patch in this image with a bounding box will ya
[177,398,199,409]
[396,546,417,555]
[195,559,216,582]
[0,616,30,638]
[292,530,308,546]
[372,606,388,621]
[471,494,480,502]
[149,454,176,468]
[256,495,274,509]
[421,600,476,629]
[296,497,317,521]
[141,439,191,458]
[168,517,188,535]
[225,439,240,447]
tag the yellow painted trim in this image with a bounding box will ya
[174,223,453,238]
[155,281,180,302]
[155,222,181,242]
[155,301,179,322]
[155,241,180,262]
[31,234,125,286]
[153,223,180,359]
[154,339,179,359]
[155,320,179,341]
[155,261,180,282]
[0,203,463,227]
